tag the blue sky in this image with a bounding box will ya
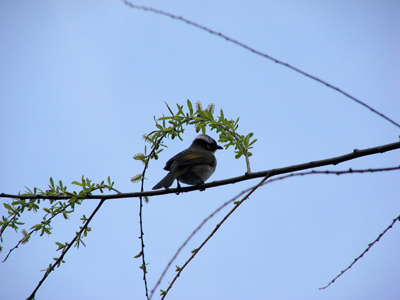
[1,1,399,299]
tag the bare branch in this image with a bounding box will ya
[121,0,400,129]
[157,174,270,299]
[320,214,400,290]
[153,166,400,298]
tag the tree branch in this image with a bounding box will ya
[2,203,71,263]
[158,174,270,299]
[320,213,400,290]
[2,140,399,201]
[153,166,400,298]
[26,198,106,300]
[122,0,400,129]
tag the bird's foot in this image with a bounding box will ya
[198,180,205,192]
[175,181,182,195]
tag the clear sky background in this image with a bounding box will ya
[1,1,399,299]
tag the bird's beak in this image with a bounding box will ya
[217,144,223,150]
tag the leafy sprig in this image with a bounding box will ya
[130,100,257,299]
[1,176,118,262]
[132,100,257,180]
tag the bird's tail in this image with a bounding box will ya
[152,171,177,190]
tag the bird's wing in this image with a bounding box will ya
[164,149,213,171]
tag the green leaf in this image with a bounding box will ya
[55,242,65,250]
[204,110,214,121]
[249,139,257,147]
[40,264,53,273]
[172,115,184,121]
[49,177,55,189]
[187,99,193,115]
[24,186,33,194]
[164,102,174,116]
[192,117,204,121]
[244,132,253,147]
[157,116,172,121]
[234,117,240,127]
[3,203,12,211]
[62,211,70,220]
[176,104,184,115]
[40,226,52,236]
[30,223,42,231]
[11,199,24,206]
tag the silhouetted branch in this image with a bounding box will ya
[27,199,106,300]
[2,203,71,263]
[152,166,400,298]
[320,214,400,290]
[2,141,400,201]
[154,174,269,299]
[122,0,400,129]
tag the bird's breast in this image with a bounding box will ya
[190,165,216,182]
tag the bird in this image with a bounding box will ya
[152,134,223,190]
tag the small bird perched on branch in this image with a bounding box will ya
[152,134,223,190]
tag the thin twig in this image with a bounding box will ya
[139,167,150,299]
[0,205,24,241]
[319,214,400,290]
[157,174,270,299]
[2,203,71,263]
[137,136,166,299]
[1,186,120,262]
[121,0,400,129]
[149,180,258,298]
[27,198,107,300]
[151,166,400,298]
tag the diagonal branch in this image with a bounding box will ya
[153,166,400,298]
[320,213,400,290]
[157,174,270,299]
[26,198,107,300]
[2,203,72,263]
[2,140,400,201]
[121,0,400,129]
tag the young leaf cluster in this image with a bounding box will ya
[1,176,117,261]
[132,100,257,180]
